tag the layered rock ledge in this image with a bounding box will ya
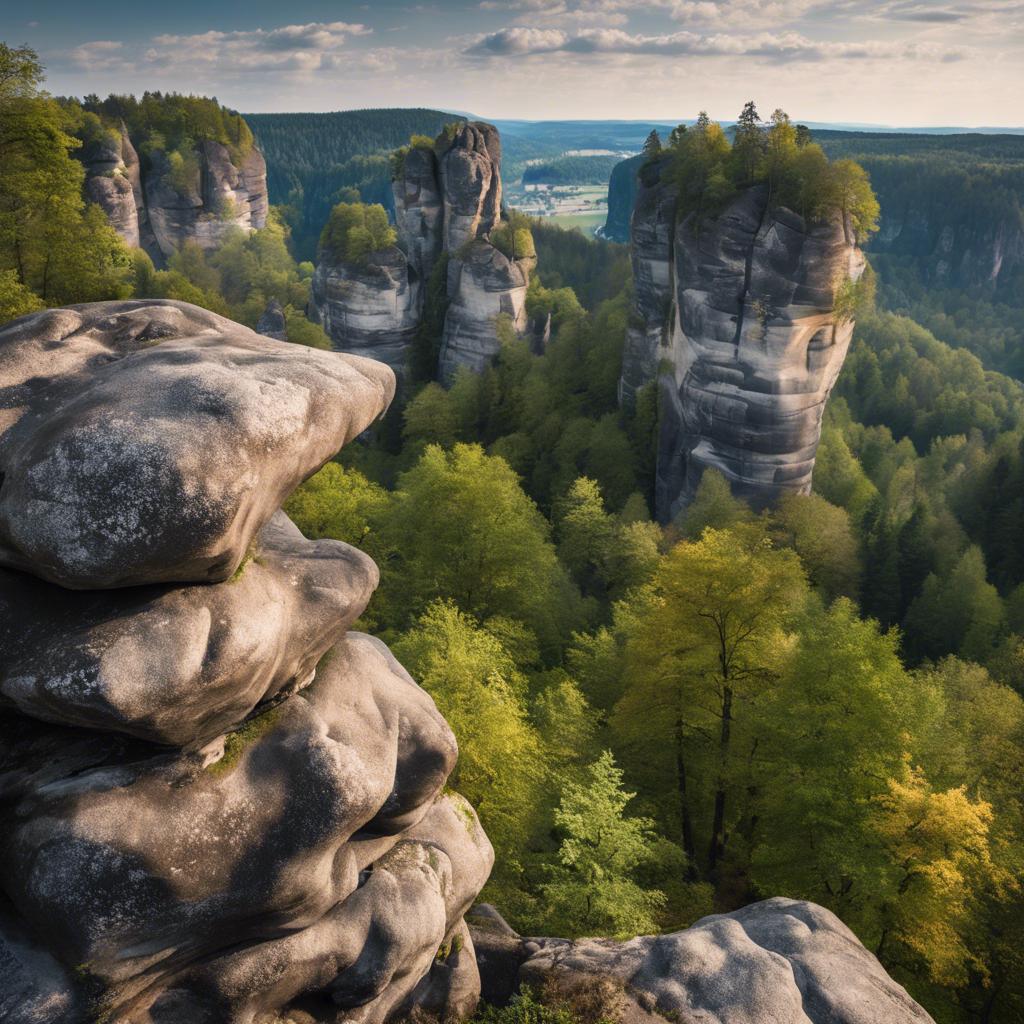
[0,300,493,1024]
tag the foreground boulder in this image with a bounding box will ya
[0,300,493,1024]
[470,899,934,1024]
[0,300,394,589]
[0,513,378,746]
[621,165,865,521]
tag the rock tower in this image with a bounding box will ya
[0,300,493,1024]
[311,122,534,383]
[621,159,865,521]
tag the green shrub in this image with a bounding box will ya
[319,201,396,264]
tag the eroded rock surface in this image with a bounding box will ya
[79,127,144,250]
[438,240,531,380]
[310,246,421,380]
[392,145,444,285]
[317,121,530,382]
[0,300,492,1024]
[622,171,864,521]
[0,300,394,589]
[471,899,935,1024]
[79,134,267,263]
[0,512,378,746]
[437,122,502,253]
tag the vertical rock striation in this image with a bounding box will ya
[313,121,533,383]
[0,300,493,1024]
[622,169,865,521]
[78,133,268,264]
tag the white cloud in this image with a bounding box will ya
[66,22,381,78]
[465,25,966,61]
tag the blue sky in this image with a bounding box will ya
[6,0,1023,126]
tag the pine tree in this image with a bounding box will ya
[541,751,668,936]
[642,129,662,159]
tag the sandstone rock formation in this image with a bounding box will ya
[79,126,144,250]
[391,145,444,285]
[313,122,532,382]
[621,168,865,521]
[437,123,503,253]
[257,297,288,340]
[470,899,935,1024]
[0,299,493,1024]
[0,300,393,589]
[438,239,530,379]
[310,245,422,380]
[78,132,268,264]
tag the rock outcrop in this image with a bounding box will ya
[310,245,422,379]
[438,240,530,379]
[78,131,268,264]
[257,297,288,340]
[622,167,864,521]
[437,123,502,253]
[470,899,935,1024]
[79,127,144,250]
[313,122,532,383]
[0,299,493,1024]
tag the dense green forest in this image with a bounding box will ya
[522,154,623,186]
[4,48,1024,1020]
[247,108,458,258]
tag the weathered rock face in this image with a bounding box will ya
[391,145,444,285]
[318,121,530,383]
[470,899,935,1024]
[619,158,676,407]
[438,240,531,380]
[622,172,864,520]
[310,246,421,380]
[144,141,268,258]
[0,299,492,1024]
[0,300,393,589]
[79,133,268,263]
[257,297,288,340]
[438,122,502,253]
[79,128,144,250]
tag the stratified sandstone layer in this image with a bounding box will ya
[310,245,422,380]
[470,900,935,1024]
[313,122,532,382]
[0,300,493,1024]
[438,239,530,379]
[621,168,864,521]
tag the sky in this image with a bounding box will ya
[5,0,1024,127]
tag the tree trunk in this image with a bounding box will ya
[707,684,733,878]
[674,713,698,877]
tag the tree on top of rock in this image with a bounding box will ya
[319,201,396,265]
[642,129,663,160]
[732,100,764,183]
